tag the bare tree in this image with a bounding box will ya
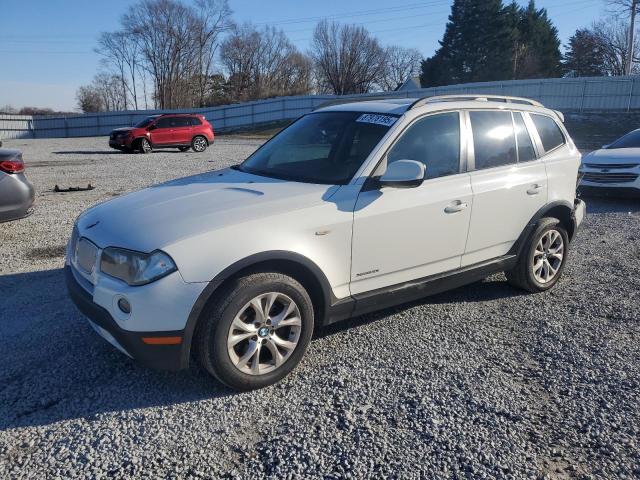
[192,0,233,106]
[605,0,640,74]
[76,73,128,112]
[311,20,386,95]
[592,18,640,75]
[221,24,312,102]
[121,0,197,109]
[96,31,142,109]
[76,86,104,112]
[116,0,232,109]
[378,46,422,91]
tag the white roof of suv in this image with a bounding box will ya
[317,94,561,121]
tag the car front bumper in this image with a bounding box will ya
[65,264,202,371]
[573,198,586,235]
[109,138,133,150]
[579,166,640,197]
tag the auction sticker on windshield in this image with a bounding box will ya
[356,113,397,127]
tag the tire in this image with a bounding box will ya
[506,217,569,293]
[178,146,190,152]
[196,272,314,390]
[191,135,208,152]
[137,138,152,154]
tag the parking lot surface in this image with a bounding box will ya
[1,136,639,479]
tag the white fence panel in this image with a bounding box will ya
[3,75,640,140]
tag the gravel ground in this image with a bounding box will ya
[1,136,639,479]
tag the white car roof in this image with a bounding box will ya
[316,95,560,119]
[318,98,414,115]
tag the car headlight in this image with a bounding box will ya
[100,248,177,286]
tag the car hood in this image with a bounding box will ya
[77,167,339,252]
[111,127,135,134]
[584,148,640,162]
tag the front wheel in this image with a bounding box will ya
[506,217,569,292]
[138,138,152,154]
[196,272,314,390]
[191,135,208,152]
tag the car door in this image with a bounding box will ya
[149,117,174,145]
[172,116,193,144]
[350,111,473,295]
[461,110,547,266]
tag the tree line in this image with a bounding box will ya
[77,0,640,113]
[77,0,422,112]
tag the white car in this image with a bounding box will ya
[580,129,640,197]
[66,94,586,390]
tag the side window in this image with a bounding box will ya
[155,117,172,129]
[469,111,516,170]
[174,117,192,128]
[514,112,536,162]
[387,112,460,179]
[531,114,565,152]
[190,117,203,126]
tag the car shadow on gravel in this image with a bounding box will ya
[579,195,640,214]
[52,151,124,155]
[0,268,235,430]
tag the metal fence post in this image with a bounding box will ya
[580,80,586,112]
[627,77,635,112]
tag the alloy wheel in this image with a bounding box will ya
[141,138,152,153]
[226,292,302,375]
[193,137,207,152]
[532,229,564,284]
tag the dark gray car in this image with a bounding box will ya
[0,149,35,222]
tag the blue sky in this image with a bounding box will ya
[0,0,606,111]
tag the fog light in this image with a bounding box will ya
[117,297,131,314]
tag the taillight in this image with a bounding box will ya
[0,158,24,174]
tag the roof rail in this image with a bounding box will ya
[408,94,543,110]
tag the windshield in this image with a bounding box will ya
[134,117,156,129]
[238,111,397,184]
[607,130,640,149]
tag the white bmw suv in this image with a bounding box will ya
[66,95,585,390]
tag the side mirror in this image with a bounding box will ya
[601,144,609,149]
[147,124,157,131]
[379,160,425,188]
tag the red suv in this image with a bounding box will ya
[109,114,214,153]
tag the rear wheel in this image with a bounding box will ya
[196,272,314,390]
[191,135,208,152]
[506,217,569,292]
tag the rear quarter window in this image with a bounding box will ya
[531,114,565,152]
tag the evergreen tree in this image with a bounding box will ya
[563,27,617,77]
[421,0,562,87]
[421,0,513,87]
[512,1,562,79]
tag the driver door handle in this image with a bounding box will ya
[444,200,468,214]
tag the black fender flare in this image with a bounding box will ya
[178,251,335,367]
[508,200,575,258]
[132,136,152,147]
[191,134,209,146]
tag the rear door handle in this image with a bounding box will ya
[444,200,468,214]
[527,184,543,195]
